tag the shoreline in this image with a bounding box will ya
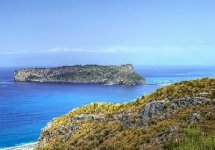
[2,142,37,150]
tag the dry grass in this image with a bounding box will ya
[37,78,215,150]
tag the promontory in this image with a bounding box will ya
[14,64,145,85]
[36,78,215,150]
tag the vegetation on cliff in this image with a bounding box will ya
[14,64,145,85]
[167,126,215,150]
[36,78,215,150]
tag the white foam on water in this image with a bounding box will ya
[0,81,13,85]
[1,142,37,150]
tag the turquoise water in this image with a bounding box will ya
[0,66,215,149]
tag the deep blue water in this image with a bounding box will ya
[0,66,215,149]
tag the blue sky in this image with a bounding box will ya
[0,0,215,67]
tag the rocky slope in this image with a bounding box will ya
[14,64,144,85]
[36,78,215,150]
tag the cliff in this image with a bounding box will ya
[36,78,215,150]
[14,64,145,85]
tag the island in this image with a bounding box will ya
[14,64,145,85]
[35,78,215,150]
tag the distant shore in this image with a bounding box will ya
[3,142,37,150]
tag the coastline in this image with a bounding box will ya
[2,142,37,150]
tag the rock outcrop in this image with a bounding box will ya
[139,97,210,125]
[36,78,215,150]
[14,64,145,85]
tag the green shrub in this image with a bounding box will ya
[168,126,215,150]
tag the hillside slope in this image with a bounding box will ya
[36,78,215,150]
[14,64,144,85]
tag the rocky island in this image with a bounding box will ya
[14,64,145,85]
[36,78,215,150]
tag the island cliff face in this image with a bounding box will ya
[14,64,145,85]
[36,78,215,150]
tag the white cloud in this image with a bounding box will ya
[0,45,183,55]
[0,44,213,56]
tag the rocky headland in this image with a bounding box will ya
[36,78,215,150]
[14,64,144,85]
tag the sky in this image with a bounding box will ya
[0,0,215,67]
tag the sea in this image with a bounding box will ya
[0,66,215,149]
